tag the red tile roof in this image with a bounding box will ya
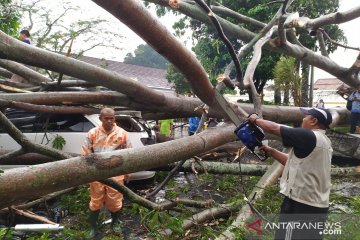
[77,55,173,90]
[313,78,349,91]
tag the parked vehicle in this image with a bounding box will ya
[0,109,156,181]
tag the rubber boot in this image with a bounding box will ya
[88,210,100,239]
[110,211,123,234]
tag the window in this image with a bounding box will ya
[37,114,95,132]
[0,110,38,133]
[116,116,142,132]
[0,109,95,133]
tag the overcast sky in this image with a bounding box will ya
[314,0,360,80]
[53,0,359,81]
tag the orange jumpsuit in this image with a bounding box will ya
[81,123,131,212]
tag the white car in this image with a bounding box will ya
[0,109,155,181]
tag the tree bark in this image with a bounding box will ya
[0,124,236,208]
[158,161,360,177]
[0,99,99,114]
[91,0,228,115]
[0,91,351,124]
[163,201,243,236]
[146,0,360,87]
[0,31,166,106]
[0,59,50,84]
[0,67,12,78]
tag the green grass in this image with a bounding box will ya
[332,125,350,133]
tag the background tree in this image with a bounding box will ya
[124,44,169,69]
[274,56,303,106]
[171,0,281,97]
[161,0,345,103]
[292,0,345,106]
[15,0,123,56]
[166,64,191,94]
[11,0,125,80]
[0,0,20,36]
[166,38,230,94]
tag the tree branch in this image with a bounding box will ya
[316,30,329,57]
[0,111,70,160]
[163,200,243,236]
[145,159,186,199]
[0,67,12,78]
[0,99,100,114]
[348,52,360,77]
[0,59,51,84]
[320,28,360,51]
[36,7,75,48]
[0,149,26,163]
[0,84,32,93]
[92,0,224,111]
[305,5,360,31]
[193,0,244,81]
[0,91,350,124]
[211,5,266,29]
[146,0,360,87]
[0,123,237,208]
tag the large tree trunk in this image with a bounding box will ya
[0,1,358,237]
[91,0,219,109]
[0,124,236,208]
[159,161,360,177]
[0,92,350,124]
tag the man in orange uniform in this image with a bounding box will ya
[81,108,131,238]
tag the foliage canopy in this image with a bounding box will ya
[124,44,169,69]
[0,0,20,37]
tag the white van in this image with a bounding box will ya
[0,109,156,181]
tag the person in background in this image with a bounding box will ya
[19,29,31,44]
[10,30,31,84]
[315,99,325,109]
[159,119,174,137]
[188,116,200,135]
[81,108,131,238]
[248,107,333,240]
[349,85,360,134]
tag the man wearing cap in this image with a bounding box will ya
[248,107,333,240]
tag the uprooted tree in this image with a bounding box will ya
[0,0,360,238]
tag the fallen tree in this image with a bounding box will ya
[158,161,360,177]
[0,124,236,208]
[0,0,359,238]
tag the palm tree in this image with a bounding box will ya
[274,56,303,106]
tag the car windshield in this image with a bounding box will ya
[1,109,95,133]
[115,115,143,132]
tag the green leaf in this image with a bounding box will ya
[52,135,66,150]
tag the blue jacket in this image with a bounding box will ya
[349,91,360,113]
[22,39,31,44]
[188,117,200,133]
